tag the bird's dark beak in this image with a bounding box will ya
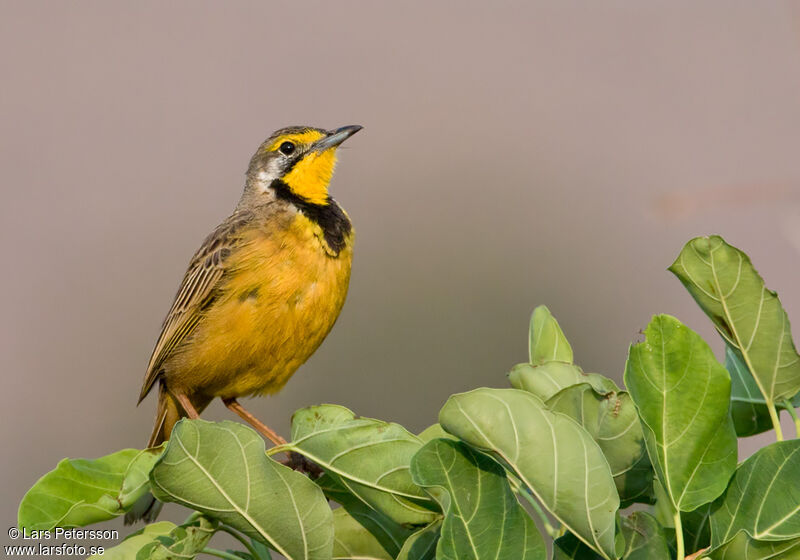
[312,125,363,152]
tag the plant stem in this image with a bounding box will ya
[184,511,203,524]
[673,510,684,560]
[512,483,557,538]
[782,399,800,439]
[523,493,557,537]
[203,548,245,560]
[766,399,784,441]
[265,444,290,457]
[217,525,263,560]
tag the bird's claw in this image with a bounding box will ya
[279,451,323,478]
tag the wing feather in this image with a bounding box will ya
[137,212,251,402]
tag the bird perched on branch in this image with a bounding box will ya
[127,125,361,522]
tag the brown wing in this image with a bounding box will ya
[137,211,252,402]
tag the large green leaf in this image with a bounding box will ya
[711,440,800,546]
[291,404,357,440]
[726,347,800,437]
[395,521,440,560]
[417,423,456,443]
[284,405,437,526]
[624,314,737,511]
[87,521,175,560]
[554,513,670,560]
[245,538,274,560]
[529,305,574,364]
[150,419,333,560]
[439,388,619,559]
[653,481,712,555]
[652,478,674,528]
[509,362,618,402]
[683,503,713,554]
[618,513,671,560]
[546,383,654,506]
[18,446,162,530]
[319,474,414,558]
[670,235,800,403]
[707,532,800,560]
[332,508,394,560]
[410,438,545,559]
[553,532,602,560]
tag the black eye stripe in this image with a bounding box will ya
[279,141,296,155]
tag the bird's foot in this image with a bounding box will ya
[279,452,323,478]
[220,397,322,477]
[222,397,286,446]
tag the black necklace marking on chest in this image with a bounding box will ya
[271,180,352,255]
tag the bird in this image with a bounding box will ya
[126,125,361,522]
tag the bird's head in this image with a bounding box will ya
[245,125,362,206]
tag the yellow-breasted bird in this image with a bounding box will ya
[126,125,360,522]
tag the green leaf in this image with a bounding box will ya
[711,440,800,546]
[654,468,712,555]
[18,446,162,530]
[669,235,800,403]
[529,305,574,364]
[554,513,670,560]
[624,314,737,511]
[248,537,274,560]
[395,521,441,560]
[227,537,273,560]
[320,474,414,558]
[150,419,333,560]
[726,347,800,437]
[87,521,175,560]
[439,388,619,559]
[417,424,455,443]
[707,532,800,560]
[332,508,394,560]
[553,532,602,560]
[727,346,780,437]
[410,438,545,559]
[286,405,438,526]
[618,512,671,560]
[291,404,357,441]
[546,383,654,506]
[138,515,218,560]
[653,476,711,553]
[509,362,619,402]
[682,503,713,554]
[652,479,674,529]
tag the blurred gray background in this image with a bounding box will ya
[2,0,800,540]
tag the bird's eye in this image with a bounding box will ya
[279,142,296,155]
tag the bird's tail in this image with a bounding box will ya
[146,382,183,448]
[124,382,182,525]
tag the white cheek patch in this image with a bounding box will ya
[257,160,283,192]
[256,171,271,190]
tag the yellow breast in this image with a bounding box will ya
[167,212,353,398]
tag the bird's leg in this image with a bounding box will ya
[221,398,322,477]
[175,392,200,419]
[222,398,286,446]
